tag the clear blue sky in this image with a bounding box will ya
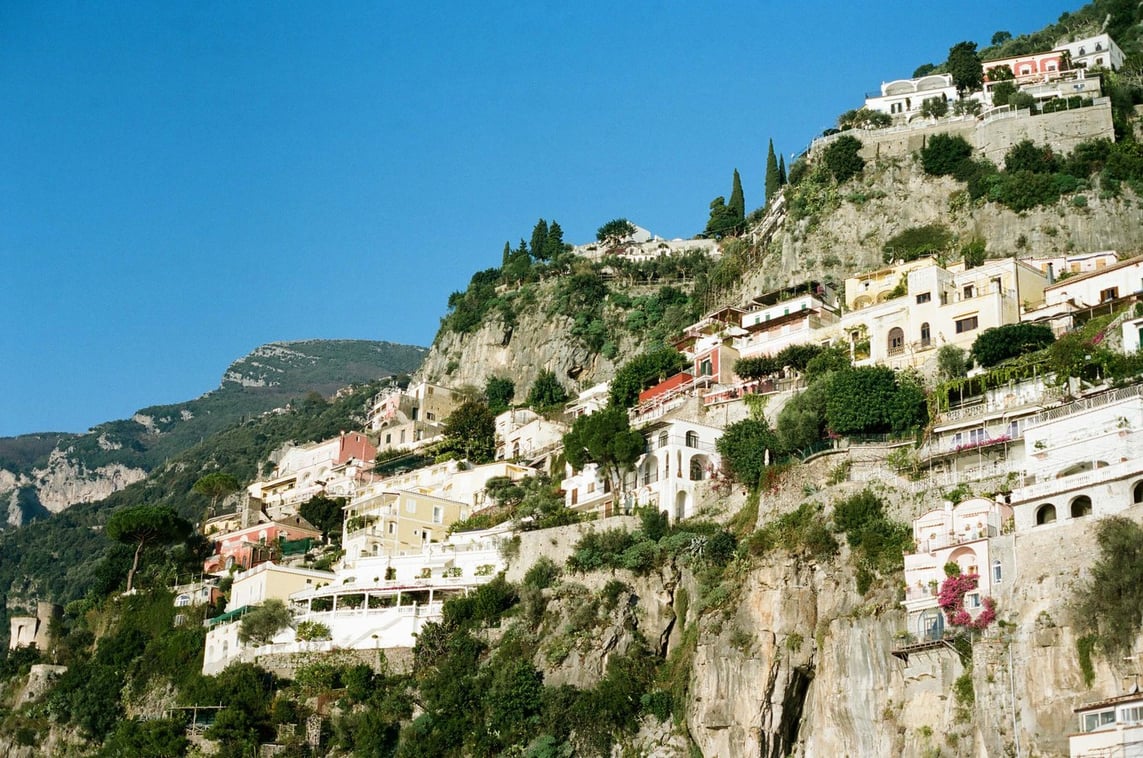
[0,1,1083,437]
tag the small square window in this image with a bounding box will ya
[916,292,931,304]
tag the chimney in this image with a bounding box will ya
[1047,262,1055,284]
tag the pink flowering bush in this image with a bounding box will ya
[938,570,997,631]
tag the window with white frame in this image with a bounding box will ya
[1083,709,1116,732]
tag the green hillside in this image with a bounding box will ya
[0,339,425,476]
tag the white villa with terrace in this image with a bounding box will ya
[901,497,1013,642]
[1010,384,1143,533]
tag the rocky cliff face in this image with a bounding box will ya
[420,160,1143,395]
[501,460,1141,757]
[0,450,146,527]
[738,160,1143,304]
[418,282,654,395]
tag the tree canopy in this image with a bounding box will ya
[825,367,927,436]
[1075,516,1143,659]
[298,494,347,542]
[526,370,569,413]
[596,219,636,245]
[562,407,644,495]
[485,376,515,414]
[105,505,192,592]
[716,418,780,488]
[192,472,240,511]
[970,323,1055,368]
[765,140,780,205]
[443,401,497,463]
[238,600,292,646]
[609,349,689,408]
[821,135,865,183]
[947,41,983,93]
[920,133,973,176]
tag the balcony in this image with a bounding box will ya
[913,525,997,554]
[1013,457,1143,502]
[1028,384,1143,427]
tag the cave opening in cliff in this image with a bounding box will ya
[774,665,813,757]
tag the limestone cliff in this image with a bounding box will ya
[738,159,1143,306]
[420,156,1143,401]
[0,450,146,527]
[500,460,1142,757]
[418,279,657,394]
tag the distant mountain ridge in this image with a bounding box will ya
[0,339,426,525]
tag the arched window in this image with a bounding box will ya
[1070,496,1092,518]
[888,327,905,355]
[1133,481,1143,504]
[690,458,704,481]
[1035,503,1057,525]
[992,559,1003,584]
[920,322,931,347]
[176,594,192,607]
[685,431,699,448]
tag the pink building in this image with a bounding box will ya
[901,497,1013,641]
[204,514,322,575]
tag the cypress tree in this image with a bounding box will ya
[729,169,745,222]
[778,155,787,186]
[501,241,511,268]
[543,221,566,262]
[764,140,780,205]
[529,219,548,261]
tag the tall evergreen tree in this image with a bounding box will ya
[501,241,511,268]
[529,219,548,261]
[778,155,787,186]
[504,239,532,281]
[543,221,566,262]
[705,196,737,239]
[729,168,745,222]
[764,140,780,205]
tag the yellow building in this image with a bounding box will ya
[342,489,467,567]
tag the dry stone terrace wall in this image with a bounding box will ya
[812,99,1114,164]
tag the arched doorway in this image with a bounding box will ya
[918,608,944,641]
[1035,504,1057,525]
[1070,496,1092,518]
[674,491,688,522]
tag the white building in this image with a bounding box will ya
[901,497,1013,642]
[247,432,376,512]
[203,535,507,675]
[358,459,535,513]
[368,381,463,451]
[733,284,839,361]
[494,408,566,463]
[1070,692,1143,757]
[833,257,1049,372]
[864,74,958,121]
[561,463,616,516]
[632,419,722,521]
[202,562,335,675]
[1011,385,1143,533]
[1058,33,1126,72]
[921,375,1062,486]
[1043,254,1143,310]
[566,382,610,420]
